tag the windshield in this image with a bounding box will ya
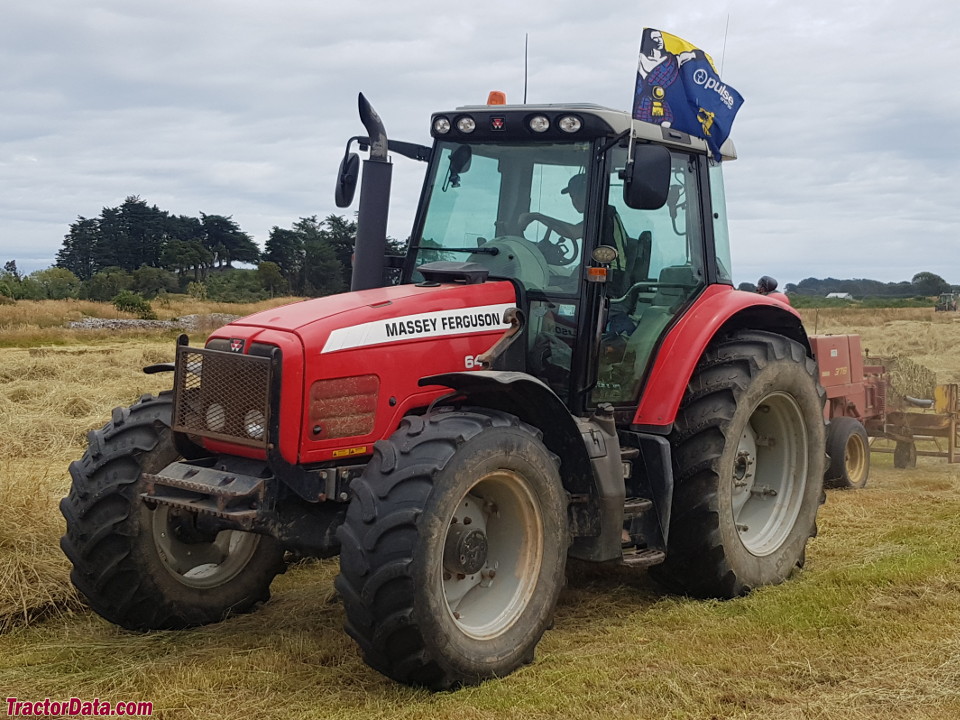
[410,140,594,294]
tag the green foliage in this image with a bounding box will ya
[79,267,132,302]
[111,290,157,319]
[205,269,268,303]
[131,265,179,299]
[3,260,21,281]
[256,261,287,297]
[263,214,370,297]
[11,277,45,300]
[789,271,953,299]
[187,281,208,300]
[911,271,951,296]
[55,198,257,285]
[201,213,260,268]
[29,267,80,300]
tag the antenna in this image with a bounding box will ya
[720,14,730,74]
[523,33,529,103]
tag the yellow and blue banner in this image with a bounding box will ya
[633,28,743,160]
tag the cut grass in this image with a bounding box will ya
[2,308,960,718]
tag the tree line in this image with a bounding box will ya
[737,271,956,298]
[0,196,403,305]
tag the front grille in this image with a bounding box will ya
[172,345,276,449]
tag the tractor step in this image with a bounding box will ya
[623,497,653,517]
[142,461,267,530]
[620,547,666,568]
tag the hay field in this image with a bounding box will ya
[2,302,960,720]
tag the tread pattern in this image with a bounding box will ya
[60,394,282,630]
[654,330,826,598]
[335,408,559,689]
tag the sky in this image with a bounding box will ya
[2,0,958,288]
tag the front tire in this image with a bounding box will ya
[824,417,870,489]
[60,393,284,630]
[653,330,826,598]
[335,408,568,689]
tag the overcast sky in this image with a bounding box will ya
[2,0,958,287]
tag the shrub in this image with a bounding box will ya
[112,290,157,320]
[187,282,207,300]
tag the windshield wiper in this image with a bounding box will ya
[408,245,500,255]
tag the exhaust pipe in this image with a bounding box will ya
[350,93,393,291]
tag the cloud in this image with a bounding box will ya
[1,0,958,286]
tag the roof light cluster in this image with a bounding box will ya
[432,113,584,137]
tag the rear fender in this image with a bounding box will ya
[633,285,811,429]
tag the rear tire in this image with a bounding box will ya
[653,330,826,598]
[894,440,917,469]
[60,393,284,630]
[335,408,568,689]
[824,417,870,489]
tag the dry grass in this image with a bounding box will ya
[0,296,299,347]
[2,307,960,719]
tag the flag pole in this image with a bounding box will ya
[720,15,730,74]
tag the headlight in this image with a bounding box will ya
[528,115,550,133]
[244,409,266,440]
[433,116,451,134]
[558,115,582,133]
[205,403,226,432]
[456,116,476,133]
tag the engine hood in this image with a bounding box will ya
[227,281,519,352]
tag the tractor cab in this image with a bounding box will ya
[353,99,737,415]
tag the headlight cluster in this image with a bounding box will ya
[202,403,265,440]
[432,113,584,137]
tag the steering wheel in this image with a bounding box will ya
[534,227,579,266]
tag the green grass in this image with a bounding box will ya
[4,463,960,719]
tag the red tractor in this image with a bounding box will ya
[61,94,826,689]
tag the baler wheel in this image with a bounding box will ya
[825,417,870,489]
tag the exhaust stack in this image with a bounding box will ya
[350,93,393,291]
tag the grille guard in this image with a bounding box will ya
[172,344,278,450]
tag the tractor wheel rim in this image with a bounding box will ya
[151,506,261,589]
[440,469,544,640]
[732,391,808,556]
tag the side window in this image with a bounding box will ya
[605,148,704,291]
[592,148,705,407]
[709,159,733,285]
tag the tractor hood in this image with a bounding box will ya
[229,280,518,349]
[204,279,521,466]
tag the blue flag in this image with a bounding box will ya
[632,29,744,160]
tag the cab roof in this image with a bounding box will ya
[432,102,736,160]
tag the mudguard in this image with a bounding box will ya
[632,285,810,430]
[420,371,595,495]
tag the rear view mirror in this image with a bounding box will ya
[335,152,360,208]
[444,145,472,190]
[623,144,670,210]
